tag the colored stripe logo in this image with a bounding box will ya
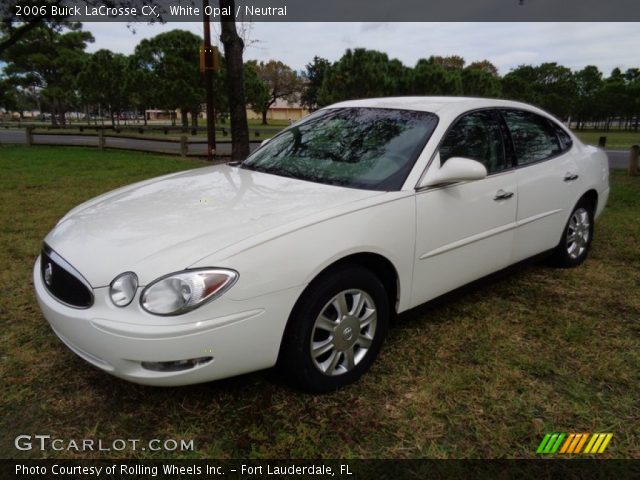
[537,433,613,454]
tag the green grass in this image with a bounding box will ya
[0,146,638,459]
[573,129,640,149]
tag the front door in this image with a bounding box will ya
[412,110,518,306]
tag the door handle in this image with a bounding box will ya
[564,173,579,182]
[494,189,514,200]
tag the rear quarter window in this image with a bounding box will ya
[550,121,573,152]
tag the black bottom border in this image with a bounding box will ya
[4,459,640,480]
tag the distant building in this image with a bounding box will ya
[145,109,174,121]
[246,98,310,122]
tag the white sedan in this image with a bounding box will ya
[34,97,609,392]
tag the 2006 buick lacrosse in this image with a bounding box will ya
[34,97,609,392]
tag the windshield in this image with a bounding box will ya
[241,107,439,191]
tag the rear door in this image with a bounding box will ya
[412,109,518,306]
[502,109,582,262]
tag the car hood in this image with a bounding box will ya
[44,165,383,287]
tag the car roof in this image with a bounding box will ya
[325,96,552,119]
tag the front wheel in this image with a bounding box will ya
[279,265,389,393]
[551,200,594,268]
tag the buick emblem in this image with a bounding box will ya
[44,263,53,287]
[343,326,353,340]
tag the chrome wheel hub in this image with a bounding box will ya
[310,289,377,376]
[333,316,360,351]
[566,207,590,260]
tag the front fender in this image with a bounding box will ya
[192,195,417,312]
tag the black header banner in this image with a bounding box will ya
[3,0,640,22]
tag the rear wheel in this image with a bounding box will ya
[279,265,389,393]
[551,199,594,268]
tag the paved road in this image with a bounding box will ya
[606,150,629,170]
[0,128,631,168]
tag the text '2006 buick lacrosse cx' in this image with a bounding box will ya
[34,97,609,392]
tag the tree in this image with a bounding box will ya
[247,60,300,125]
[461,67,501,97]
[127,53,155,126]
[317,49,409,105]
[0,77,17,113]
[430,55,465,71]
[619,68,640,130]
[0,0,66,54]
[600,68,628,130]
[534,62,576,120]
[210,55,230,123]
[501,63,576,119]
[132,29,204,128]
[0,1,164,55]
[220,0,250,160]
[467,60,499,77]
[626,69,640,131]
[502,66,537,104]
[243,61,269,118]
[0,81,39,118]
[411,58,462,95]
[574,65,604,129]
[387,58,413,95]
[301,56,331,111]
[78,50,130,126]
[1,22,93,125]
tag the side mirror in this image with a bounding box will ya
[418,156,487,188]
[260,138,271,147]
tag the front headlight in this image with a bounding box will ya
[140,268,238,316]
[110,272,138,307]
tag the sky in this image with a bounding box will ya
[83,22,640,75]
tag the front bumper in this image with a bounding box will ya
[33,256,302,386]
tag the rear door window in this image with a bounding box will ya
[502,110,562,165]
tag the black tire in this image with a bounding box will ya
[551,198,595,268]
[279,265,389,393]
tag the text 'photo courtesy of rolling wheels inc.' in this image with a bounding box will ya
[1,0,639,479]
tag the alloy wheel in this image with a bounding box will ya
[309,289,377,376]
[566,207,591,260]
